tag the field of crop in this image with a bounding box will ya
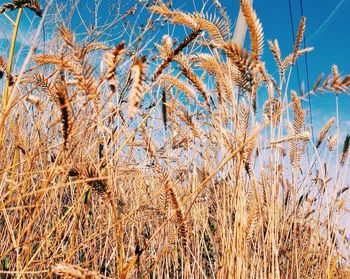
[0,0,350,278]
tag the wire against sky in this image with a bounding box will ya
[309,0,347,42]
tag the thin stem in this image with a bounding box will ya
[2,12,15,26]
[335,92,340,180]
[2,8,23,108]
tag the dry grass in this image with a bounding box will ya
[0,0,350,278]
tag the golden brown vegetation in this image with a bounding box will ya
[0,0,350,278]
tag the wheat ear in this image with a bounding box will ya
[175,54,211,112]
[105,41,126,92]
[268,39,285,78]
[58,24,75,49]
[151,29,201,82]
[328,135,338,152]
[316,117,335,148]
[340,134,350,166]
[289,91,305,168]
[162,174,189,251]
[240,0,264,59]
[51,263,100,279]
[162,74,196,100]
[55,81,71,147]
[292,16,306,65]
[0,54,6,79]
[128,56,147,118]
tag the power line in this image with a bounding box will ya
[299,0,314,141]
[288,0,314,141]
[287,0,302,95]
[288,0,313,164]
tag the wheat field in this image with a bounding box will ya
[0,0,350,278]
